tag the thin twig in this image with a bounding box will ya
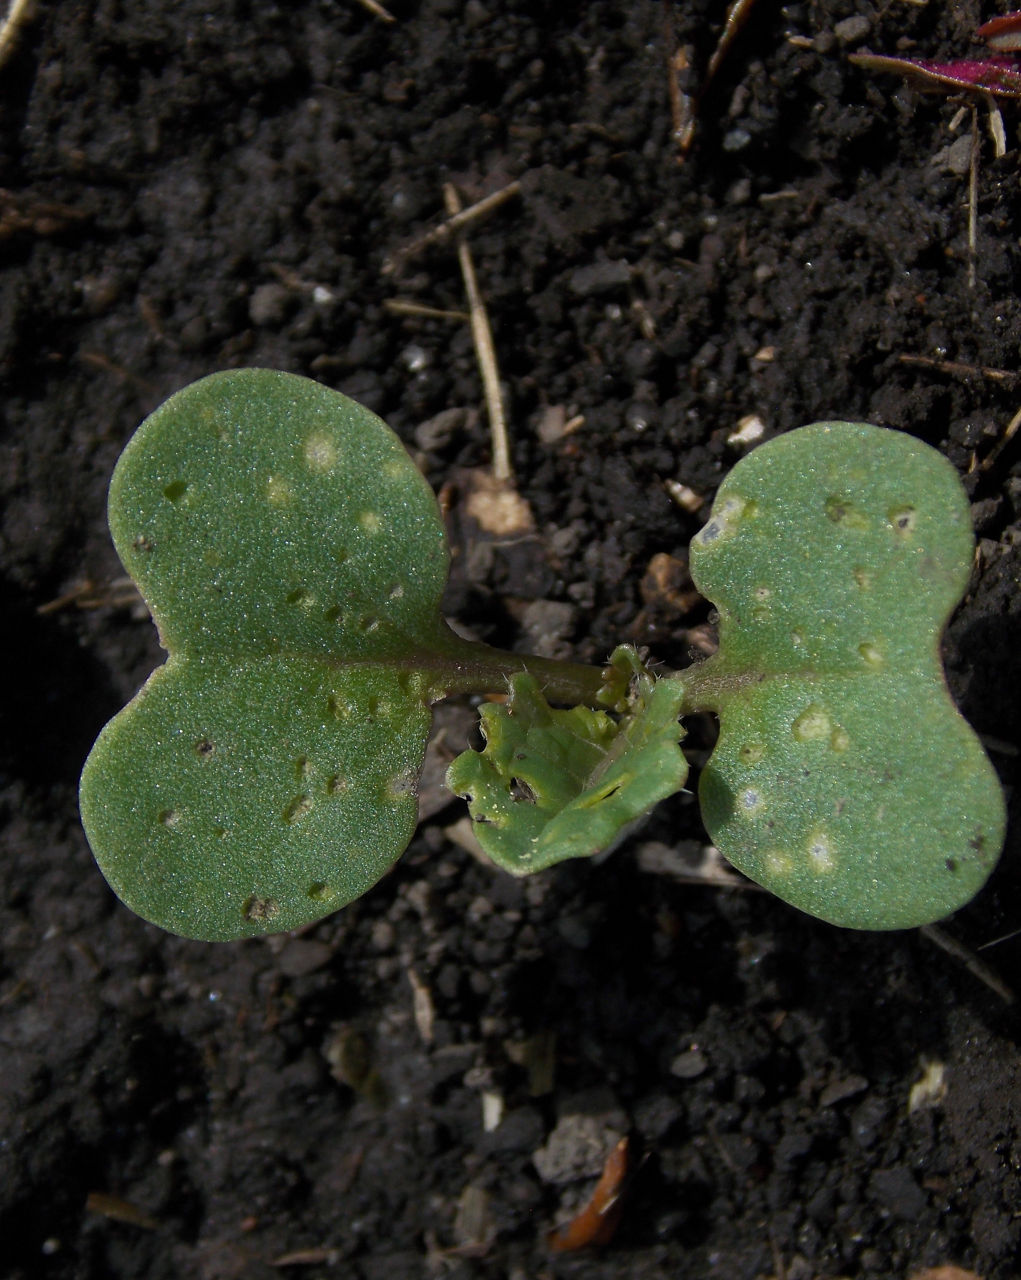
[895,353,1020,386]
[662,2,695,157]
[383,298,469,322]
[767,1225,788,1280]
[383,180,521,274]
[920,924,1015,1005]
[443,182,513,485]
[85,1192,161,1232]
[0,0,34,69]
[980,404,1021,472]
[672,0,761,161]
[350,0,395,24]
[0,186,90,239]
[36,577,144,614]
[978,926,1021,951]
[967,104,978,292]
[757,188,802,204]
[706,0,759,83]
[984,90,1007,157]
[78,349,160,398]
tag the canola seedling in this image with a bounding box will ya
[79,369,1006,940]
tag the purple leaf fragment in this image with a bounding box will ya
[849,52,1021,100]
[977,11,1021,52]
[851,10,1021,100]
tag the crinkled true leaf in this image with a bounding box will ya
[80,369,461,940]
[688,422,1005,930]
[446,649,688,874]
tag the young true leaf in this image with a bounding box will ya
[447,647,688,875]
[851,11,1021,100]
[80,369,471,941]
[687,422,1005,929]
[850,51,1021,99]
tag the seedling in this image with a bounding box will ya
[79,370,1005,941]
[851,11,1021,100]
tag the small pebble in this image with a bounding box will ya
[833,15,871,45]
[248,282,291,326]
[670,1046,709,1079]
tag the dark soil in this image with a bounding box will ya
[2,2,1021,1277]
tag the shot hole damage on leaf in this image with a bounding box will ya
[692,493,752,546]
[791,705,832,742]
[242,895,280,923]
[888,504,917,536]
[79,383,1006,940]
[688,419,1006,929]
[283,794,313,825]
[858,641,884,669]
[806,828,836,874]
[824,494,867,529]
[266,476,291,505]
[303,432,339,472]
[510,777,538,803]
[79,369,454,938]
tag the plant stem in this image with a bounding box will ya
[429,630,612,706]
[670,655,783,715]
[420,626,751,714]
